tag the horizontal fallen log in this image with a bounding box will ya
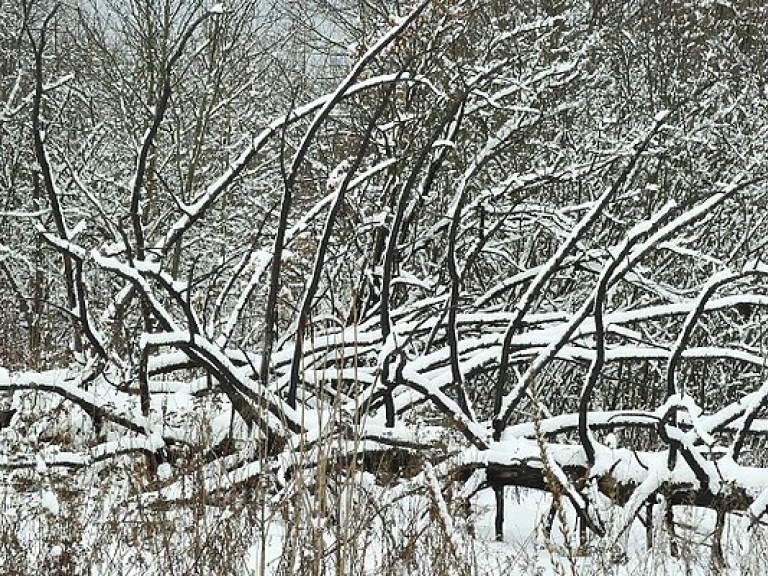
[455,439,767,520]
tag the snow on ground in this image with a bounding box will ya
[3,469,768,575]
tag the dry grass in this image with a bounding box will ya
[6,452,768,576]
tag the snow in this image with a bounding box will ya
[40,489,60,516]
[5,4,768,574]
[35,454,48,474]
[156,462,172,480]
[68,218,87,239]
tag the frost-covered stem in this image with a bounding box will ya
[579,213,664,465]
[665,265,768,468]
[399,364,489,449]
[0,365,145,434]
[128,10,214,372]
[90,251,179,332]
[666,267,768,400]
[666,273,732,400]
[28,4,81,354]
[37,230,110,361]
[380,94,468,341]
[378,95,468,426]
[142,264,204,336]
[287,90,390,408]
[221,191,337,349]
[260,0,429,388]
[496,202,675,436]
[130,9,213,261]
[493,111,669,439]
[29,5,63,239]
[97,75,413,346]
[535,400,604,537]
[444,102,474,418]
[732,377,768,460]
[424,462,462,554]
[110,90,346,335]
[211,208,274,341]
[658,413,718,496]
[71,257,108,360]
[615,465,669,542]
[711,507,726,570]
[141,331,299,438]
[579,261,607,466]
[493,174,758,435]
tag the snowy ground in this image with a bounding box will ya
[3,467,768,575]
[2,373,766,574]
